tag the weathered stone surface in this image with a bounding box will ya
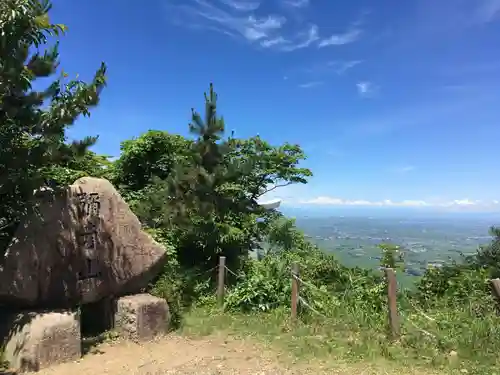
[2,310,81,372]
[114,293,170,341]
[0,177,167,308]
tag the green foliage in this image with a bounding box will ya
[416,263,492,306]
[111,130,192,194]
[114,84,312,276]
[471,226,500,277]
[223,136,312,200]
[0,0,106,251]
[42,151,113,186]
[105,85,312,325]
[146,225,220,328]
[225,222,386,315]
[410,227,500,309]
[164,84,261,271]
[266,215,310,252]
[378,243,404,270]
[193,214,500,374]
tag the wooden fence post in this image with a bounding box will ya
[291,263,299,321]
[491,279,500,309]
[217,256,226,308]
[384,267,400,339]
[491,278,500,297]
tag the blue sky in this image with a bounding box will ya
[48,0,500,211]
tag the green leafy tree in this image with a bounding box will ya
[165,84,252,271]
[113,84,312,275]
[42,151,113,186]
[0,0,106,250]
[470,226,500,277]
[224,136,312,200]
[168,84,313,271]
[112,130,193,194]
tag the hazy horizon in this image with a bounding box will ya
[280,205,500,224]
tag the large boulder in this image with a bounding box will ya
[0,177,167,308]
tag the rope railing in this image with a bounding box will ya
[214,256,449,341]
[224,264,242,278]
[191,266,218,277]
[399,309,437,339]
[298,296,327,318]
[291,273,331,297]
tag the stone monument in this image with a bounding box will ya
[0,177,168,307]
[0,177,170,372]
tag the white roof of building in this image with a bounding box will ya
[257,198,281,210]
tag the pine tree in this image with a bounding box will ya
[0,0,107,250]
[166,84,256,270]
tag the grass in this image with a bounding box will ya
[179,300,500,375]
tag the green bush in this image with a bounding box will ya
[224,241,387,315]
[146,227,217,328]
[415,263,492,307]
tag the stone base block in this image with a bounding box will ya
[114,293,169,341]
[3,310,81,372]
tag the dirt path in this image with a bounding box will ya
[34,334,433,375]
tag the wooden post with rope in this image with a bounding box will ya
[490,278,500,313]
[291,263,299,321]
[385,267,400,339]
[217,256,226,308]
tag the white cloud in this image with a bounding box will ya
[167,0,285,43]
[328,60,362,74]
[302,60,362,76]
[281,24,319,51]
[165,0,360,52]
[356,81,377,97]
[282,0,310,8]
[439,199,479,207]
[244,15,285,40]
[261,36,287,47]
[261,24,319,51]
[219,0,260,11]
[298,80,323,88]
[318,29,362,47]
[297,196,499,210]
[300,197,430,207]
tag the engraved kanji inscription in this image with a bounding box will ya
[76,192,101,217]
[78,257,101,280]
[76,192,102,280]
[79,221,97,249]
